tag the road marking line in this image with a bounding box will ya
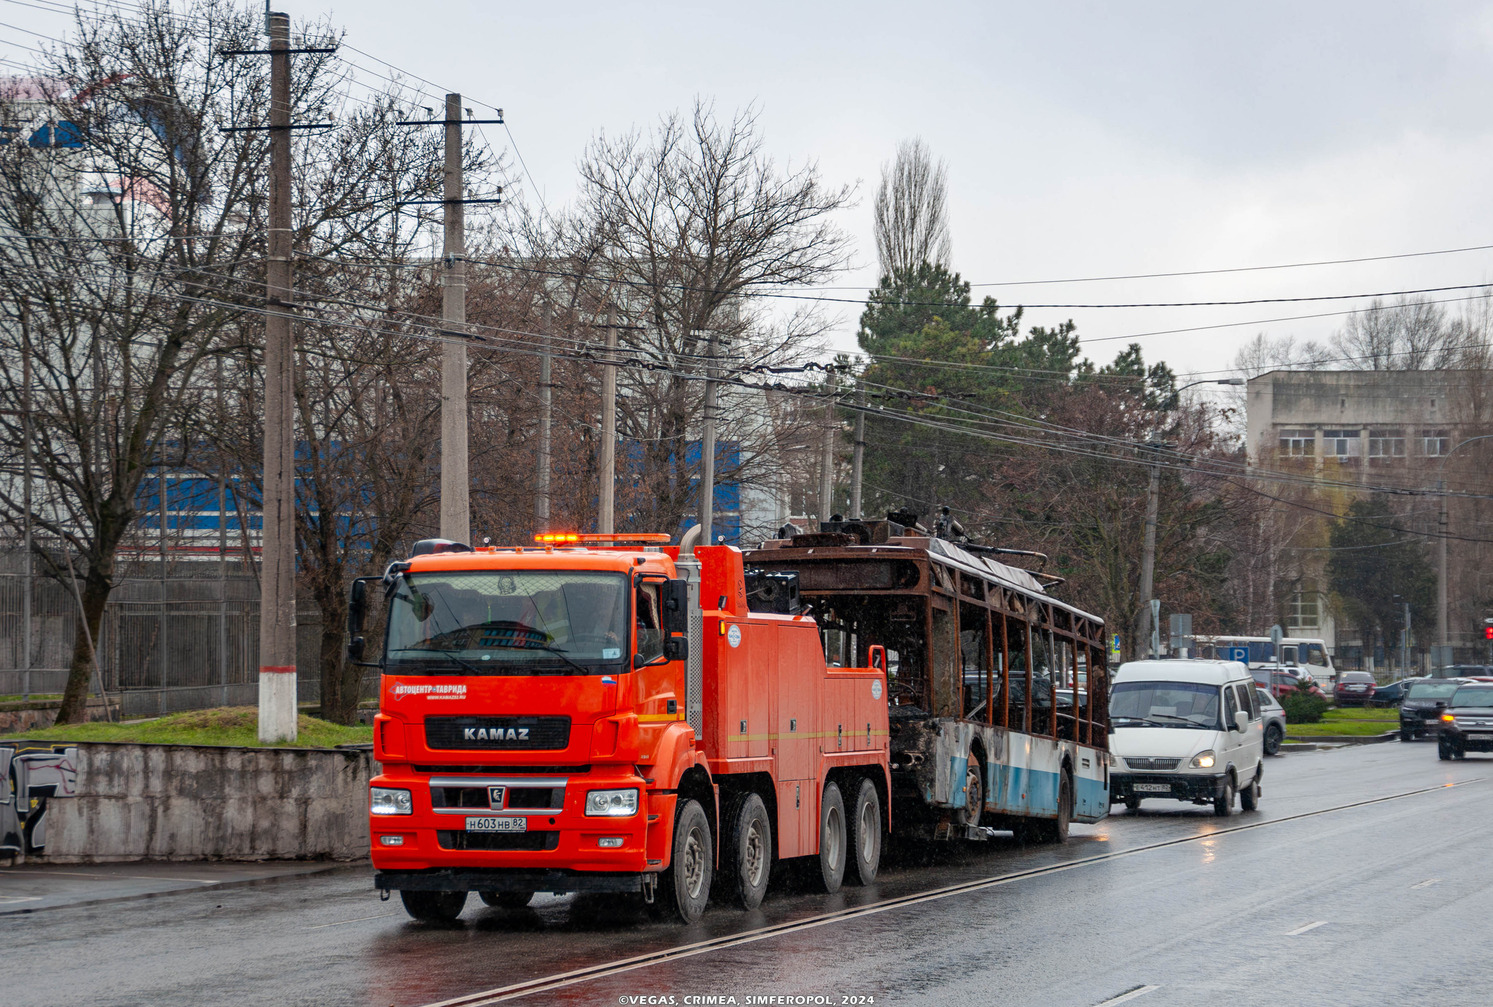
[1095,985,1160,1006]
[1286,921,1328,936]
[305,912,399,929]
[0,896,43,904]
[419,778,1481,1007]
[1410,878,1440,889]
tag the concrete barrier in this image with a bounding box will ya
[40,742,375,862]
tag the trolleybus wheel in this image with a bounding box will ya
[817,781,846,894]
[400,889,467,922]
[956,755,983,829]
[654,798,712,924]
[722,792,772,911]
[478,890,534,909]
[1039,772,1073,843]
[845,777,882,886]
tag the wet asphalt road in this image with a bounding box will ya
[6,741,1490,1007]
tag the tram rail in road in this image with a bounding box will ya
[418,778,1480,1007]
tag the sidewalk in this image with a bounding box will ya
[0,859,366,915]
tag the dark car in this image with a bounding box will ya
[1333,671,1377,707]
[1400,679,1467,741]
[1373,677,1424,706]
[1431,665,1493,679]
[1436,684,1493,760]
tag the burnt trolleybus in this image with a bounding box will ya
[744,516,1110,841]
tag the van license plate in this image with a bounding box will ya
[466,816,527,833]
[1133,783,1171,793]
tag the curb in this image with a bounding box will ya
[1283,730,1399,748]
[0,861,368,916]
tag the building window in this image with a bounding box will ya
[1278,428,1314,457]
[1367,429,1405,459]
[1322,429,1359,459]
[1421,429,1450,456]
[1287,585,1320,632]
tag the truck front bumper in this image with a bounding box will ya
[374,867,648,895]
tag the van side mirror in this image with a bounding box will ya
[1233,710,1248,733]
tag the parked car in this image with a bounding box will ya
[1257,688,1287,756]
[1436,683,1493,760]
[1400,679,1468,741]
[1430,665,1493,680]
[1251,666,1326,701]
[1372,677,1424,706]
[1333,671,1378,707]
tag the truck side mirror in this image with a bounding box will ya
[348,637,366,661]
[868,645,886,671]
[662,579,689,636]
[664,637,688,662]
[348,578,367,635]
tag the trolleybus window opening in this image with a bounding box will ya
[999,611,1011,730]
[985,607,995,727]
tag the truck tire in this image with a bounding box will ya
[817,781,847,894]
[654,798,712,923]
[721,792,772,911]
[845,777,882,886]
[478,890,534,909]
[400,889,467,922]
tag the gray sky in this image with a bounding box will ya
[8,0,1493,381]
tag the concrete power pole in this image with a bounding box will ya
[439,93,470,545]
[535,300,552,533]
[258,10,297,742]
[598,307,617,534]
[1133,448,1161,662]
[818,369,837,525]
[697,330,718,545]
[849,384,865,519]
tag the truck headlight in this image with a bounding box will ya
[370,787,413,815]
[1190,751,1216,769]
[585,788,639,817]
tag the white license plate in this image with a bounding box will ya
[465,816,527,833]
[1133,783,1172,793]
[1464,732,1491,738]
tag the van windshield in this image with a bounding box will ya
[1110,681,1223,730]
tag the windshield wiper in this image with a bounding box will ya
[484,641,592,675]
[1139,714,1200,726]
[400,647,485,675]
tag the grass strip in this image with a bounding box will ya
[2,706,373,749]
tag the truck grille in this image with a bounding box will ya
[424,716,570,751]
[436,830,559,852]
[1125,757,1180,771]
[431,784,564,812]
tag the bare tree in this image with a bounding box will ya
[1332,296,1459,370]
[572,101,853,536]
[873,137,951,278]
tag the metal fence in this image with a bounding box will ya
[0,550,346,716]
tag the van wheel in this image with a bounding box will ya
[817,782,847,893]
[654,799,712,923]
[721,793,771,911]
[400,889,467,922]
[1124,796,1141,812]
[1214,777,1236,817]
[1240,775,1260,812]
[845,778,882,886]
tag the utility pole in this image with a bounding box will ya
[849,384,865,519]
[439,93,470,545]
[818,369,837,525]
[1134,445,1161,662]
[697,329,718,546]
[1402,600,1412,676]
[395,97,504,545]
[598,307,617,534]
[258,10,297,742]
[1438,478,1448,661]
[534,300,552,533]
[21,349,31,701]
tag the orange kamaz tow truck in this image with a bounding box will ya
[349,532,890,922]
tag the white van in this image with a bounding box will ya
[1108,660,1264,816]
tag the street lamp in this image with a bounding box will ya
[1134,377,1245,660]
[1436,434,1493,666]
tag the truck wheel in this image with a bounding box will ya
[400,889,467,922]
[721,792,772,911]
[817,781,847,894]
[655,799,712,923]
[1214,777,1236,817]
[845,778,882,886]
[478,890,534,909]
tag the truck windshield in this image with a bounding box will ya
[385,570,628,675]
[1110,681,1223,730]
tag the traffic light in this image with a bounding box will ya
[1485,625,1493,641]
